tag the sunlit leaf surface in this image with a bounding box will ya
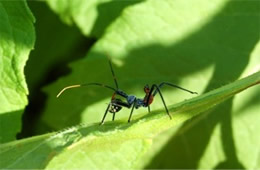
[0,0,35,143]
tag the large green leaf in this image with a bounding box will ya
[40,0,259,131]
[0,1,35,143]
[0,71,259,169]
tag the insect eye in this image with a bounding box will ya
[144,84,150,92]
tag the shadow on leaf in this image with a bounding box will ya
[145,0,259,168]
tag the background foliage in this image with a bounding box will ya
[0,0,259,169]
[0,0,35,143]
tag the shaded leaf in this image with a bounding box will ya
[20,1,90,136]
[41,0,230,131]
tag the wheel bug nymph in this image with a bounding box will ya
[57,56,198,125]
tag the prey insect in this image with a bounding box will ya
[57,57,197,125]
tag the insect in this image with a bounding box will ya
[57,56,197,125]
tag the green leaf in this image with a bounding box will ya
[146,43,260,169]
[20,1,88,136]
[0,1,35,143]
[25,1,84,95]
[40,0,259,131]
[0,71,259,169]
[46,0,149,37]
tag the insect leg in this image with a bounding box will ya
[153,82,197,96]
[128,99,137,123]
[100,103,111,125]
[148,105,151,113]
[112,113,116,121]
[151,84,172,119]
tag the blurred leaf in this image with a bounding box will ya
[0,1,35,143]
[0,71,259,169]
[46,0,143,37]
[25,1,85,95]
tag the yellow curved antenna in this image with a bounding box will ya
[56,83,117,98]
[56,84,81,98]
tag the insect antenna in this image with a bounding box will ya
[107,55,119,89]
[57,83,116,98]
